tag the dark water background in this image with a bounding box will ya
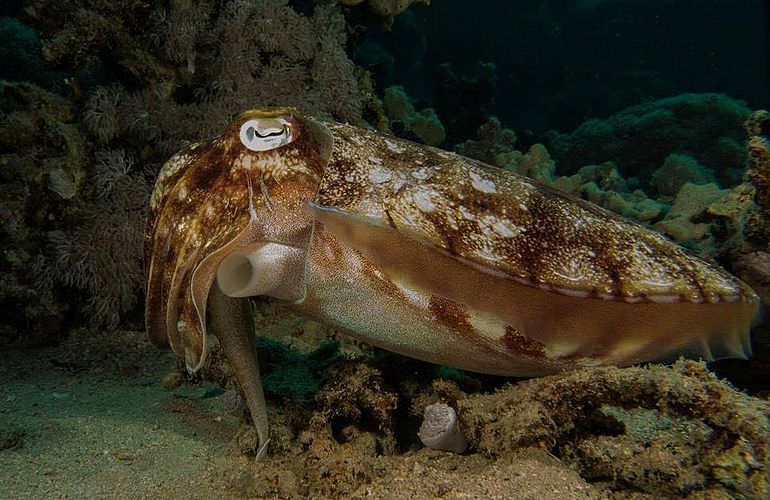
[358,0,769,142]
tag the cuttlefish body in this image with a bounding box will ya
[145,109,759,457]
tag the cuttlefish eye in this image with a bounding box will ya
[239,117,294,151]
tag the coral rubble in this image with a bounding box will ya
[458,360,769,498]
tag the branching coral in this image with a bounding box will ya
[1,83,149,334]
[83,86,122,143]
[383,85,445,145]
[152,0,213,75]
[12,0,388,336]
[0,82,85,344]
[74,1,381,157]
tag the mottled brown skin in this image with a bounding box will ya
[145,109,325,369]
[315,123,755,304]
[145,108,760,459]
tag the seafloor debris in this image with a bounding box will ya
[457,359,769,498]
[212,355,769,498]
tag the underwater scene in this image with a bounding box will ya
[1,0,769,498]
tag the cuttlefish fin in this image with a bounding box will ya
[208,284,270,459]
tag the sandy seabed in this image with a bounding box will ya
[1,328,767,499]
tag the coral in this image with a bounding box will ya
[82,85,122,143]
[152,0,213,75]
[26,0,176,82]
[745,109,770,137]
[652,153,714,197]
[7,0,388,338]
[550,93,751,187]
[455,117,517,166]
[745,110,770,249]
[197,0,372,127]
[41,149,150,329]
[748,136,770,214]
[0,82,85,344]
[383,85,445,145]
[73,1,380,157]
[653,182,725,246]
[457,360,770,498]
[311,362,398,435]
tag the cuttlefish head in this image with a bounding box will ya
[144,108,332,370]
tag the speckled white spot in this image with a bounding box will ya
[413,188,437,212]
[177,185,188,200]
[492,219,520,238]
[458,205,476,221]
[368,167,392,184]
[411,168,430,180]
[469,171,497,193]
[385,138,405,153]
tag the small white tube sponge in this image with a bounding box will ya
[418,402,467,454]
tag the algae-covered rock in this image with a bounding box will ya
[653,153,714,197]
[457,360,769,498]
[551,93,751,186]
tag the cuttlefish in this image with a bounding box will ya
[145,108,759,458]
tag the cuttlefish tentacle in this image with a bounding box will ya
[208,284,270,459]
